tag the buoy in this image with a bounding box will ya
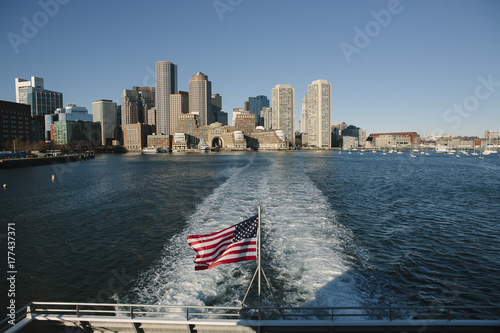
[51,175,55,181]
[2,184,6,189]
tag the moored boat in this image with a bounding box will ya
[142,147,158,154]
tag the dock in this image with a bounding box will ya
[0,152,95,169]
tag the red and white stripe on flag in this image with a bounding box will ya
[187,215,258,271]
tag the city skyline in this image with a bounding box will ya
[1,0,499,137]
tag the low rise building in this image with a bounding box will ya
[247,130,288,150]
[367,132,420,149]
[436,136,481,148]
[47,104,93,141]
[123,123,155,151]
[51,120,101,146]
[341,136,358,149]
[0,100,31,146]
[147,134,172,150]
[485,130,498,141]
[173,133,189,151]
[234,113,256,134]
[342,125,367,148]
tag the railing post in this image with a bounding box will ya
[186,307,189,320]
[130,306,134,319]
[76,304,80,317]
[389,307,392,322]
[26,304,32,319]
[447,307,451,321]
[331,308,334,322]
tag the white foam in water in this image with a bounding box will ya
[127,154,364,317]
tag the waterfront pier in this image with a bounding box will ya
[0,152,95,169]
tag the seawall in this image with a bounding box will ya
[0,153,95,169]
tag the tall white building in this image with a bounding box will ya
[15,76,63,116]
[271,84,295,143]
[307,79,331,148]
[189,72,212,127]
[93,100,118,145]
[15,76,44,102]
[156,61,178,135]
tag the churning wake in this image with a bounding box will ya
[123,154,365,312]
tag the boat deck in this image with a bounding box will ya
[2,302,499,333]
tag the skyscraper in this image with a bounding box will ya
[169,91,189,134]
[189,72,212,127]
[211,94,222,114]
[307,79,331,148]
[121,88,154,125]
[121,89,139,125]
[133,86,155,123]
[261,107,272,130]
[15,76,63,116]
[271,84,295,143]
[211,93,228,125]
[156,61,178,135]
[93,100,118,145]
[248,95,269,126]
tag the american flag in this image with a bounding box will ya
[187,215,258,271]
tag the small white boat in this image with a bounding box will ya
[142,147,158,154]
[435,146,448,154]
[199,139,209,152]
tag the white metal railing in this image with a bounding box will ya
[1,302,499,332]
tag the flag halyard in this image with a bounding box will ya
[187,215,258,271]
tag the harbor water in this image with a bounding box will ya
[1,151,499,315]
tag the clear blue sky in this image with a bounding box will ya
[1,0,499,137]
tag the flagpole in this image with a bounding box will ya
[257,205,261,308]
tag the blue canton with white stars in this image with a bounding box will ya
[233,215,258,243]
